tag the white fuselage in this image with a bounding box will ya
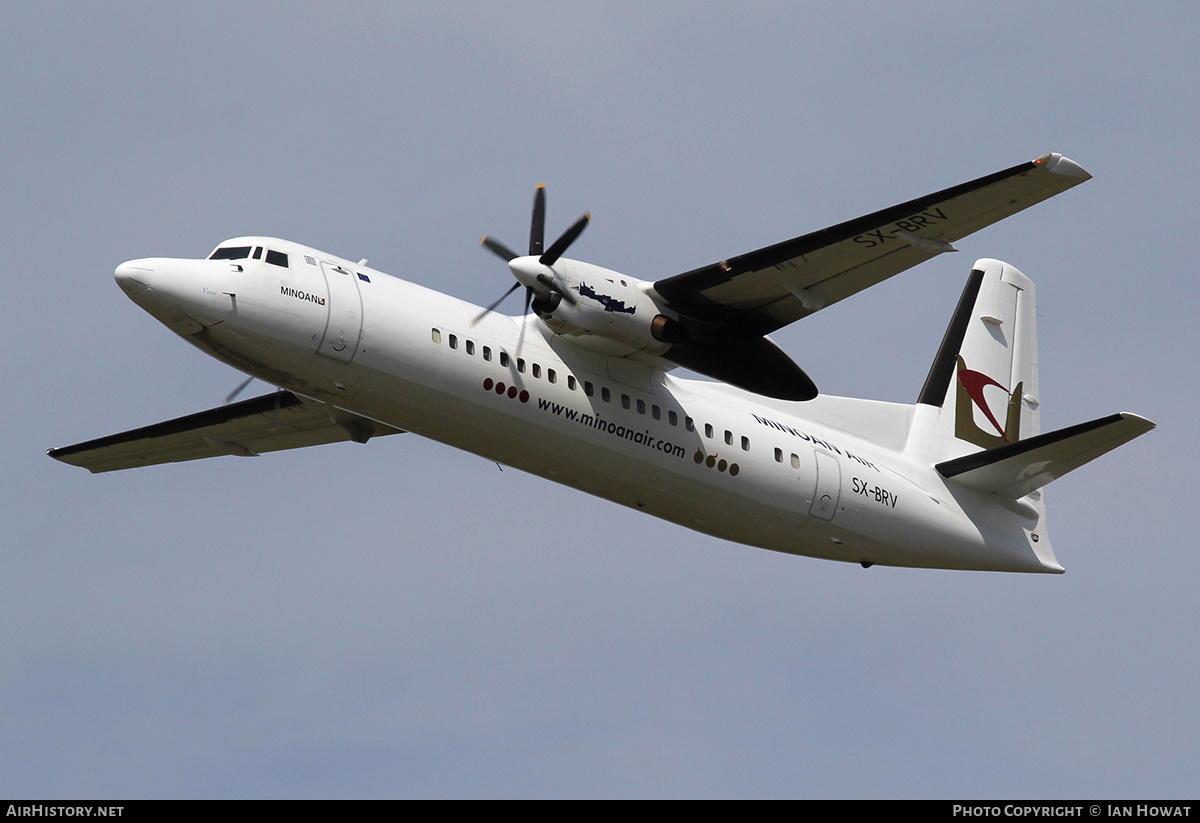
[113,236,1060,573]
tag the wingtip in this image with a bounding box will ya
[1034,152,1092,181]
[1117,411,1157,432]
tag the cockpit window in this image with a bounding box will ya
[209,246,253,260]
[208,245,289,268]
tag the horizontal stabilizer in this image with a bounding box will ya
[935,412,1155,498]
[48,391,403,473]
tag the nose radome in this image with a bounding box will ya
[115,259,155,296]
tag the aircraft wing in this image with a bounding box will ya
[48,391,403,473]
[652,153,1091,335]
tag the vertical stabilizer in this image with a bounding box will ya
[906,259,1154,573]
[908,259,1060,571]
[909,259,1040,463]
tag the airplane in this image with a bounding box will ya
[48,153,1155,573]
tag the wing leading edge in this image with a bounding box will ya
[652,153,1090,335]
[48,391,403,473]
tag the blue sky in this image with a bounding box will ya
[2,2,1196,798]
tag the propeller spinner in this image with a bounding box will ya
[476,185,587,323]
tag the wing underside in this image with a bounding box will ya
[48,391,403,473]
[652,153,1091,335]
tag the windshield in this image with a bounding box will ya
[208,246,253,260]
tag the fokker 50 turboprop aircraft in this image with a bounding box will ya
[50,154,1154,572]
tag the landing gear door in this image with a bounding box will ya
[318,261,364,362]
[809,449,841,521]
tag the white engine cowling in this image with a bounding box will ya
[533,259,683,356]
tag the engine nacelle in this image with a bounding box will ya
[534,259,681,357]
[520,257,813,400]
[481,186,816,401]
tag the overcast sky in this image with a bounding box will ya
[2,2,1196,798]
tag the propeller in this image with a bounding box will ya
[224,374,255,404]
[474,185,587,324]
[223,376,286,430]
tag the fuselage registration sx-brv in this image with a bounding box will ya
[51,154,1154,573]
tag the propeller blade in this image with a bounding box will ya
[481,235,519,262]
[479,187,589,326]
[536,273,578,305]
[540,212,590,266]
[529,184,545,257]
[224,375,254,405]
[515,286,534,357]
[471,281,522,324]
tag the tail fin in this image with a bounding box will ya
[906,259,1154,572]
[908,257,1155,486]
[909,258,1041,462]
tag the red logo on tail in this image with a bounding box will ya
[954,356,1022,449]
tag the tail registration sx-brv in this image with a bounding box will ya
[50,154,1154,573]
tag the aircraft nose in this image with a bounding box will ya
[115,259,155,296]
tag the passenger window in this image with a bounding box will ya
[704,423,713,438]
[637,399,646,414]
[685,417,695,432]
[465,340,475,355]
[791,454,800,469]
[500,351,509,367]
[547,369,557,384]
[568,375,577,391]
[621,394,630,409]
[724,430,733,446]
[431,328,441,344]
[741,436,750,451]
[584,381,594,397]
[483,346,492,361]
[532,363,541,379]
[601,387,611,402]
[668,410,677,426]
[449,334,458,350]
[774,448,783,463]
[517,358,526,374]
[652,405,661,420]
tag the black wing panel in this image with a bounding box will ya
[48,391,403,473]
[652,153,1090,335]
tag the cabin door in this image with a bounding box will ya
[809,449,842,521]
[318,261,364,362]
